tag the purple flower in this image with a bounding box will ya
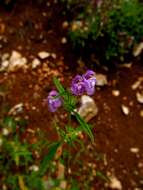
[83,70,96,95]
[71,75,85,96]
[71,70,96,96]
[47,90,62,112]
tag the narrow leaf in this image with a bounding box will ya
[53,77,65,94]
[18,175,29,190]
[74,112,94,143]
[39,141,61,175]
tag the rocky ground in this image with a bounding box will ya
[0,1,143,189]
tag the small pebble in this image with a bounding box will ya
[51,53,56,59]
[130,147,139,153]
[32,58,41,69]
[136,92,143,104]
[112,90,120,97]
[96,73,108,86]
[109,176,122,190]
[131,79,143,90]
[29,165,39,172]
[1,53,10,61]
[8,103,24,115]
[133,42,143,57]
[2,128,9,136]
[62,21,69,29]
[140,110,143,117]
[121,105,130,115]
[61,37,67,44]
[38,51,50,59]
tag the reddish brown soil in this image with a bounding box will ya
[0,1,143,189]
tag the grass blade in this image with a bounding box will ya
[39,141,61,175]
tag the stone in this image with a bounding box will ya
[131,77,143,90]
[2,128,9,136]
[130,147,139,153]
[32,58,41,69]
[78,95,98,122]
[121,105,130,115]
[133,42,143,57]
[62,21,69,29]
[109,176,122,190]
[119,63,132,68]
[0,60,9,71]
[51,53,57,59]
[29,165,39,172]
[95,73,108,86]
[136,92,143,104]
[38,51,50,59]
[140,110,143,117]
[1,53,10,61]
[7,51,28,72]
[61,37,67,44]
[112,90,120,97]
[9,50,21,61]
[8,103,24,115]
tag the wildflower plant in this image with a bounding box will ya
[46,70,96,164]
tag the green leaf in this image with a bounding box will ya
[3,116,16,130]
[96,171,110,182]
[74,112,94,143]
[53,77,76,111]
[53,77,65,95]
[39,142,61,176]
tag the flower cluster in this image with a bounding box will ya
[47,70,96,112]
[71,70,96,96]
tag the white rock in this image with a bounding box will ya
[131,77,143,90]
[121,105,130,115]
[38,51,50,59]
[32,58,41,69]
[51,53,57,59]
[119,63,132,68]
[109,176,122,190]
[95,73,108,86]
[130,147,139,153]
[61,37,67,44]
[1,53,10,61]
[8,103,24,115]
[112,90,120,97]
[133,42,143,57]
[10,50,21,62]
[29,165,39,172]
[136,92,143,104]
[2,128,9,136]
[0,60,9,71]
[78,95,98,122]
[8,51,27,72]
